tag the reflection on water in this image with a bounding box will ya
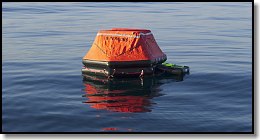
[82,74,186,113]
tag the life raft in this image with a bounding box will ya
[82,28,189,78]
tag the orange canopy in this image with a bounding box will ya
[83,28,166,62]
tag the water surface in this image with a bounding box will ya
[2,2,252,132]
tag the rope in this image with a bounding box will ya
[110,69,116,78]
[139,70,144,78]
[103,69,116,79]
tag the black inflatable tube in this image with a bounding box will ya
[82,66,154,77]
[82,57,167,68]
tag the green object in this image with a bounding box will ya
[162,62,184,68]
[162,62,174,67]
[158,62,190,75]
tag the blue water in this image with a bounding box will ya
[2,2,252,132]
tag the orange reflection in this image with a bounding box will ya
[85,86,152,112]
[100,127,134,132]
[101,127,118,131]
[82,74,185,113]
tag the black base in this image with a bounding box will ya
[81,65,189,78]
[81,66,154,78]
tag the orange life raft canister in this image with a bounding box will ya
[82,28,167,77]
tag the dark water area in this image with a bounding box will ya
[2,2,252,132]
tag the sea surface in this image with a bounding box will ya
[2,2,252,132]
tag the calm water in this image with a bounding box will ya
[2,2,252,132]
